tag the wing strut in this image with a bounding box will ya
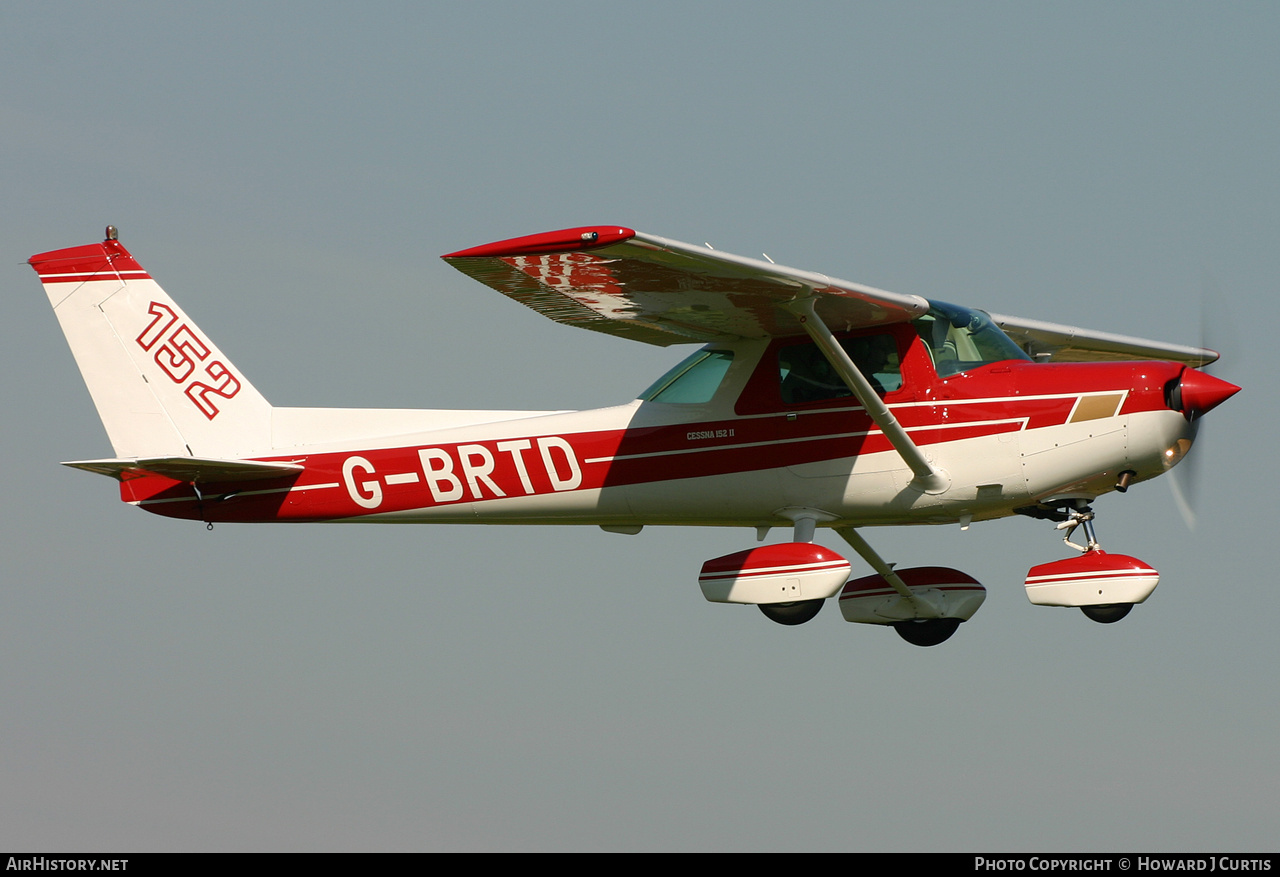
[787,297,949,494]
[834,526,941,618]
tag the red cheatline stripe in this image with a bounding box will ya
[1026,570,1156,585]
[699,561,851,583]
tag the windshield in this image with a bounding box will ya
[640,349,735,403]
[912,301,1031,377]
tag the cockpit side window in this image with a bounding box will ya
[912,301,1031,377]
[640,349,735,403]
[778,333,902,404]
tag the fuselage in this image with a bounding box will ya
[122,320,1198,530]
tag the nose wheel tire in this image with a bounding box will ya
[759,599,824,626]
[893,618,962,646]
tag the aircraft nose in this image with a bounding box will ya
[1175,368,1241,418]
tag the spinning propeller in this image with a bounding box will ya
[1167,288,1240,529]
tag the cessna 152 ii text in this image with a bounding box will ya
[30,225,1240,646]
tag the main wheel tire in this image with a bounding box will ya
[759,599,824,626]
[893,618,962,646]
[1081,603,1133,624]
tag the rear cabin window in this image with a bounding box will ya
[640,349,735,403]
[778,334,902,404]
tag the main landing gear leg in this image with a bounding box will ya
[756,510,832,626]
[835,526,962,647]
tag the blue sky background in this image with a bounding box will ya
[2,2,1276,851]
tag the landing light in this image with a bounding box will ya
[1163,438,1193,469]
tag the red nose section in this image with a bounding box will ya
[1179,369,1241,417]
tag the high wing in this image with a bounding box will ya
[443,225,1218,366]
[989,313,1218,367]
[442,226,930,345]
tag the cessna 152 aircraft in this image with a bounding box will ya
[30,225,1240,646]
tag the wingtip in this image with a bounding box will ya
[441,225,635,259]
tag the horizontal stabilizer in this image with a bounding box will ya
[63,456,303,484]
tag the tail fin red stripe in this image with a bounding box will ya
[28,241,150,282]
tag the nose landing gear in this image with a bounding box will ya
[1022,499,1159,623]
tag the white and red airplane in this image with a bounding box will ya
[30,225,1240,645]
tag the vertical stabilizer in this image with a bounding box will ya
[30,231,272,459]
